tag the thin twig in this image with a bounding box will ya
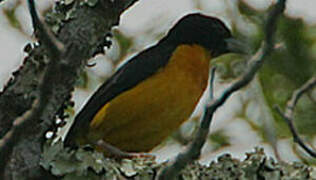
[274,77,316,158]
[209,67,216,100]
[157,0,287,179]
[285,77,316,118]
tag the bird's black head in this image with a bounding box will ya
[164,13,234,57]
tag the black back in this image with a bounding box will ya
[64,42,175,145]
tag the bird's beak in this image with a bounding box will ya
[225,38,250,55]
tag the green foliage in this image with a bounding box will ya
[208,130,231,151]
[113,29,134,61]
[238,0,264,17]
[233,1,316,140]
[259,16,316,136]
[76,71,89,89]
[207,1,316,159]
[212,54,247,80]
[3,1,22,31]
[237,1,265,50]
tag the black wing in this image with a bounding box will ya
[64,42,175,146]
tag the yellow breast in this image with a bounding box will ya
[87,44,211,152]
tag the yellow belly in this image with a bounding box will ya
[88,44,210,152]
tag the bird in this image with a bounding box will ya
[64,13,245,157]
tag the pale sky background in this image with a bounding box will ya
[0,0,315,163]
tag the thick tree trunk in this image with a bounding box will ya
[0,0,138,179]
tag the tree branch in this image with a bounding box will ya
[157,0,287,179]
[0,0,138,179]
[274,77,316,158]
[0,0,64,176]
